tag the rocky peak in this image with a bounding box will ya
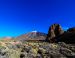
[16,31,47,42]
[31,30,37,33]
[46,24,64,42]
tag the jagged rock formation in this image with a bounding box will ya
[46,24,75,44]
[57,27,75,43]
[46,24,64,43]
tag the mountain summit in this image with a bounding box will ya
[16,31,47,42]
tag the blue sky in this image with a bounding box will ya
[0,0,75,37]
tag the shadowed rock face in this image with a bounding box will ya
[46,24,75,44]
[67,27,75,32]
[57,28,75,43]
[46,24,64,43]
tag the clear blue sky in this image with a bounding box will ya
[0,0,75,37]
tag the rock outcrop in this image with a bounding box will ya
[46,24,75,44]
[67,27,75,32]
[57,27,75,43]
[46,24,64,43]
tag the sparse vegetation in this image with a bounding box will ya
[0,39,75,58]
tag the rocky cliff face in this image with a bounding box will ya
[57,27,75,43]
[46,24,75,44]
[46,24,64,43]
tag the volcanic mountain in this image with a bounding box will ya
[16,31,47,41]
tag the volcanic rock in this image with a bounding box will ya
[56,32,75,43]
[67,27,75,32]
[46,24,64,42]
[46,24,75,43]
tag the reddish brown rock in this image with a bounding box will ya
[46,24,64,43]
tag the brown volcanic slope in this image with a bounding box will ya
[16,31,47,41]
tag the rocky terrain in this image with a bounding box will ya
[0,24,75,58]
[0,40,75,58]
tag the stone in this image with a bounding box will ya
[46,24,64,42]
